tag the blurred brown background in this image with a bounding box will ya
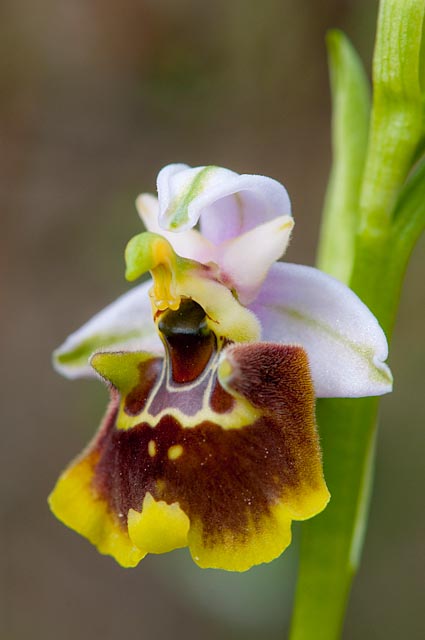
[1,1,424,639]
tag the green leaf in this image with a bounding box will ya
[318,30,370,283]
[290,397,379,640]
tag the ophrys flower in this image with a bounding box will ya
[49,164,392,571]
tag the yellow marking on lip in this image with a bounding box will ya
[217,357,233,382]
[116,357,261,432]
[127,493,190,554]
[148,440,157,457]
[168,444,184,460]
[117,398,261,432]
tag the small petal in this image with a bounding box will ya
[157,163,291,244]
[218,215,294,304]
[136,193,215,263]
[53,281,162,379]
[249,263,393,397]
[135,192,161,233]
[180,273,261,344]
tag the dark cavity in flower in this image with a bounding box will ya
[158,299,216,383]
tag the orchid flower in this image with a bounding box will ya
[49,164,392,572]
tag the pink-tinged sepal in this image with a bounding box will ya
[156,163,291,238]
[249,262,393,397]
[53,281,161,379]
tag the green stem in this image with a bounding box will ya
[290,397,379,640]
[289,237,389,640]
[289,2,425,639]
[358,0,424,236]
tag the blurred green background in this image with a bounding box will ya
[1,1,424,639]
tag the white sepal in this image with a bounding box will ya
[53,281,162,379]
[249,262,393,398]
[156,164,291,244]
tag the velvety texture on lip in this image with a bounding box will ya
[49,317,329,571]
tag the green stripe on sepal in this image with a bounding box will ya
[54,331,141,369]
[164,166,219,230]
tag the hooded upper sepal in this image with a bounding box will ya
[156,163,292,239]
[138,167,294,304]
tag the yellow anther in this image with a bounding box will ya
[126,232,182,311]
[168,444,184,460]
[150,238,181,311]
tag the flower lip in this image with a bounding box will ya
[49,341,329,571]
[50,161,393,572]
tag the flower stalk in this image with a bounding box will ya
[290,2,425,638]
